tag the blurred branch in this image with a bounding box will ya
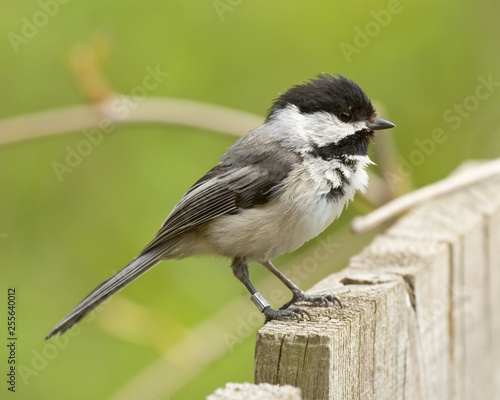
[372,101,412,200]
[351,158,500,234]
[361,171,392,207]
[0,96,262,147]
[374,131,412,198]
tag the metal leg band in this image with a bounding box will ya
[251,292,270,312]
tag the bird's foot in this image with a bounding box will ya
[280,290,342,310]
[263,306,311,323]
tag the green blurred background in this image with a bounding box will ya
[1,0,499,399]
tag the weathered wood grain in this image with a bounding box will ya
[255,271,410,400]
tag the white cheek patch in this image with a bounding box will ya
[305,113,349,146]
[266,105,369,150]
[306,115,368,147]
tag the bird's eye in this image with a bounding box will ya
[339,112,353,122]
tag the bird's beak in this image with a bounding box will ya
[367,117,395,131]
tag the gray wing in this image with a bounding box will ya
[140,136,300,255]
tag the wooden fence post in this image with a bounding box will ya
[253,169,500,400]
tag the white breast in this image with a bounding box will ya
[205,155,372,262]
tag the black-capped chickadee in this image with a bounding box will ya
[46,74,395,339]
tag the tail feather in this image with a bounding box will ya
[45,246,167,340]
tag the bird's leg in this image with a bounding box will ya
[230,257,310,322]
[260,260,342,310]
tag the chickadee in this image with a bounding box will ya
[46,74,395,339]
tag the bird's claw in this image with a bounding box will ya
[280,291,342,310]
[263,306,311,323]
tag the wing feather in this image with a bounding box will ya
[140,133,302,255]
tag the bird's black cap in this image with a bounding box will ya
[267,74,376,123]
